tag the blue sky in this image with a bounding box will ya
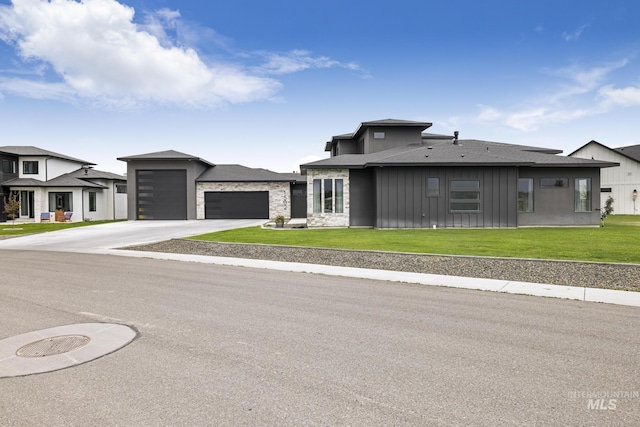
[0,0,639,174]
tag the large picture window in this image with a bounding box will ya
[450,180,480,212]
[313,178,344,214]
[575,178,591,212]
[518,178,534,212]
[49,192,73,212]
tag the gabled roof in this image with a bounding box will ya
[3,175,107,188]
[302,139,618,171]
[331,119,433,142]
[0,146,94,165]
[3,167,124,188]
[117,150,215,167]
[197,164,303,183]
[568,140,640,164]
[67,168,126,181]
[613,144,640,162]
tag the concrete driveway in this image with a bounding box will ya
[0,219,263,252]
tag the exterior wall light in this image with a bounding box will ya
[633,189,638,201]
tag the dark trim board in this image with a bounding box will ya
[205,191,269,219]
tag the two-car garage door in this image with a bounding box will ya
[204,191,269,219]
[136,170,272,220]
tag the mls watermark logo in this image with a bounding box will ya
[568,390,639,411]
[586,398,617,411]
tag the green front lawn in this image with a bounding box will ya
[0,220,124,236]
[189,215,640,264]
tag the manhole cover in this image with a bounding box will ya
[17,335,91,358]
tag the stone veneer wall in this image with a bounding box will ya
[196,182,291,220]
[306,169,350,227]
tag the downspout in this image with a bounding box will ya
[113,181,116,220]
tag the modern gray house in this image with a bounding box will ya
[118,150,304,220]
[301,119,619,228]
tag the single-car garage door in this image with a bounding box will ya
[205,191,269,219]
[137,170,187,220]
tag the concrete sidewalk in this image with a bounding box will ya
[91,248,640,308]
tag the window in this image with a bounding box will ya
[426,177,440,197]
[575,178,591,212]
[540,178,568,188]
[313,178,344,214]
[324,179,333,213]
[1,159,16,174]
[450,180,480,212]
[313,179,321,213]
[23,161,39,175]
[116,184,127,194]
[335,179,344,213]
[89,192,97,212]
[49,192,73,212]
[373,132,385,139]
[518,178,534,212]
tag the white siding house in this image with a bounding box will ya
[0,146,127,222]
[570,141,640,215]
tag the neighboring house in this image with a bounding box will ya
[117,150,304,220]
[300,119,618,228]
[0,146,127,223]
[569,141,640,215]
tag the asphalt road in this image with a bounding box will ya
[1,250,639,426]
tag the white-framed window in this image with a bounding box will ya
[373,132,385,139]
[313,178,344,214]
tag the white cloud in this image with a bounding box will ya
[597,84,640,108]
[562,24,588,41]
[0,0,285,109]
[254,49,362,75]
[476,105,502,121]
[476,59,633,132]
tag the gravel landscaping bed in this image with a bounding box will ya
[125,239,640,292]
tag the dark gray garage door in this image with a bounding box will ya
[205,191,269,219]
[137,170,187,220]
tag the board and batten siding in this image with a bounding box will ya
[375,166,518,228]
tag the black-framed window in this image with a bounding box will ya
[2,159,16,174]
[450,180,480,212]
[89,192,97,212]
[116,184,127,194]
[575,178,592,212]
[426,177,440,197]
[23,161,39,175]
[49,192,73,211]
[540,178,568,188]
[518,178,534,212]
